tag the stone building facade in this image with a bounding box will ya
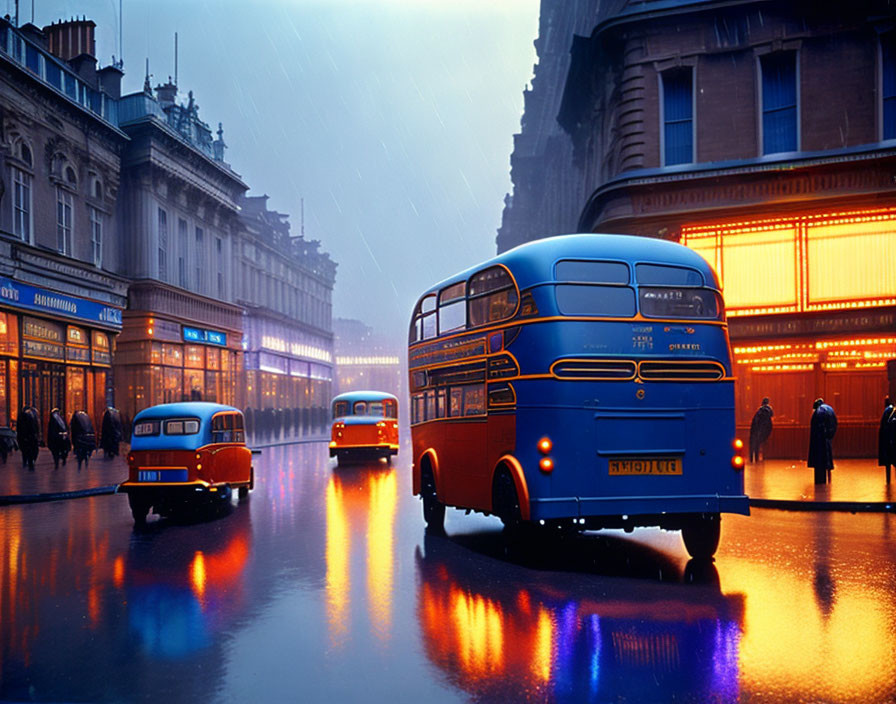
[237,195,337,440]
[0,17,127,434]
[500,0,896,456]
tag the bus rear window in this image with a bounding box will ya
[555,284,636,317]
[635,264,703,286]
[333,401,349,418]
[639,288,721,319]
[555,260,629,284]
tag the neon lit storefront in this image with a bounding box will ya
[682,206,896,457]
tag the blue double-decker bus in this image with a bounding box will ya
[408,234,749,558]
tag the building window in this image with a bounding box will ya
[882,33,896,140]
[216,237,224,297]
[178,217,188,288]
[56,187,73,255]
[12,167,31,242]
[661,68,694,166]
[158,208,168,281]
[760,52,798,154]
[195,227,204,293]
[89,206,103,267]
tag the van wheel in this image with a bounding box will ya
[420,466,445,532]
[238,485,249,499]
[128,494,150,527]
[681,513,721,560]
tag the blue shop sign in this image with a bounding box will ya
[0,275,122,328]
[183,326,227,346]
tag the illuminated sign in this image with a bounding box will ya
[0,275,122,328]
[183,326,227,347]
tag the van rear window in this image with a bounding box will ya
[133,421,160,436]
[164,418,200,435]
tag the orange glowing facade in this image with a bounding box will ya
[499,1,896,457]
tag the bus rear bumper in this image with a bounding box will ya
[529,494,750,523]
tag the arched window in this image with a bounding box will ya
[20,142,32,167]
[65,166,77,185]
[93,178,103,199]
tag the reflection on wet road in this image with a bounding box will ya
[1,440,896,702]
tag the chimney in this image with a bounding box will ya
[43,17,97,61]
[155,80,178,108]
[97,64,124,100]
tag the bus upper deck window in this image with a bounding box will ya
[468,266,518,327]
[368,402,385,416]
[333,401,349,418]
[439,281,467,334]
[635,264,704,286]
[555,260,629,284]
[555,284,636,317]
[384,400,397,418]
[353,401,367,416]
[639,288,722,319]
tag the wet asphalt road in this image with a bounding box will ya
[2,439,896,703]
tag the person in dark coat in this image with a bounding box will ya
[0,425,17,464]
[100,407,123,459]
[47,408,71,469]
[70,410,96,470]
[808,398,837,484]
[879,397,895,484]
[16,406,41,470]
[749,397,774,462]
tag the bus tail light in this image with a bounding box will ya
[537,437,552,454]
[731,455,745,471]
[539,457,554,473]
[732,438,744,451]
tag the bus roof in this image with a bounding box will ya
[416,233,719,299]
[332,391,399,404]
[133,402,242,423]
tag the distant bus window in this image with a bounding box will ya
[555,284,636,317]
[639,288,721,319]
[422,314,437,339]
[353,401,368,416]
[383,400,398,418]
[368,402,384,416]
[437,389,447,418]
[449,388,463,417]
[635,264,703,286]
[439,282,467,333]
[463,385,485,416]
[425,391,436,421]
[333,401,349,418]
[555,260,629,284]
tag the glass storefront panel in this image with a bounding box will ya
[0,359,7,426]
[206,347,220,370]
[184,367,204,401]
[163,366,183,404]
[184,345,204,369]
[66,367,86,414]
[0,312,18,356]
[151,341,162,365]
[162,343,182,367]
[205,370,219,401]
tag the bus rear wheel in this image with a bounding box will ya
[493,469,524,534]
[128,494,150,527]
[420,466,445,532]
[681,513,721,560]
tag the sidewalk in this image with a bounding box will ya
[0,434,330,505]
[0,447,894,512]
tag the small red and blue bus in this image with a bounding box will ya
[329,391,399,465]
[119,402,254,526]
[408,234,749,558]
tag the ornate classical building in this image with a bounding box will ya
[501,0,896,456]
[113,79,247,425]
[237,195,337,440]
[0,17,127,434]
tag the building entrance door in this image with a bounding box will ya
[21,361,65,435]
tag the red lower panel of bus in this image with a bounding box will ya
[412,415,515,511]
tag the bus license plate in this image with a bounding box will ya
[608,458,681,475]
[138,470,160,482]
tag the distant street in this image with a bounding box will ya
[2,439,896,703]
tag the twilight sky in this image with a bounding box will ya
[14,0,541,339]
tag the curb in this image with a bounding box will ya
[0,484,118,506]
[250,436,328,449]
[750,498,896,513]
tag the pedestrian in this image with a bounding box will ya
[100,406,123,459]
[879,396,895,484]
[749,397,774,462]
[47,408,70,469]
[16,406,41,470]
[808,398,837,484]
[70,410,96,470]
